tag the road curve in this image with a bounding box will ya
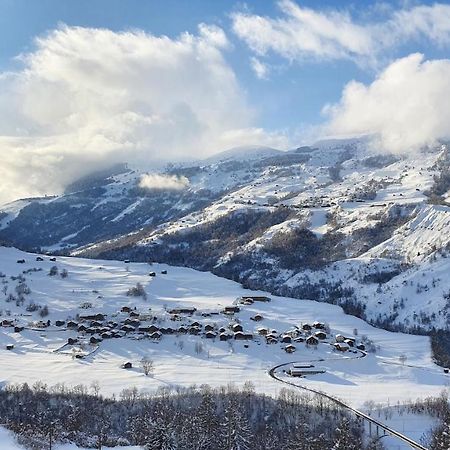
[268,359,428,450]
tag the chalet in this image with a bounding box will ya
[294,336,305,343]
[266,336,278,344]
[257,327,268,336]
[280,335,292,344]
[306,336,319,346]
[240,298,254,305]
[122,361,132,369]
[314,331,327,340]
[334,342,349,352]
[114,330,126,338]
[2,320,13,327]
[121,306,132,313]
[178,326,188,334]
[240,296,270,303]
[234,331,253,340]
[149,272,156,277]
[223,305,240,314]
[161,270,168,274]
[284,344,296,354]
[335,334,345,343]
[49,257,57,262]
[204,324,215,332]
[356,343,366,351]
[6,344,14,350]
[344,339,354,347]
[16,259,25,264]
[219,327,227,333]
[205,331,217,339]
[191,321,201,328]
[79,313,105,322]
[231,323,243,333]
[165,327,175,334]
[149,331,162,339]
[55,320,65,327]
[138,325,155,333]
[250,314,264,322]
[169,307,197,315]
[14,326,24,333]
[90,320,103,327]
[36,256,44,261]
[67,321,78,328]
[102,332,113,339]
[129,311,140,318]
[189,327,200,335]
[86,327,99,335]
[121,325,135,333]
[124,318,140,327]
[312,321,325,330]
[77,324,87,332]
[220,333,232,341]
[90,336,102,344]
[67,337,78,345]
[302,323,312,331]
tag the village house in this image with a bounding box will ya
[234,331,252,340]
[284,344,296,354]
[79,313,105,322]
[223,305,240,314]
[231,323,243,333]
[334,342,350,352]
[250,314,264,322]
[306,335,319,346]
[168,307,197,315]
[220,332,231,341]
[314,331,327,340]
[149,331,162,339]
[240,296,271,303]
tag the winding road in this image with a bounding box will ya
[268,353,428,450]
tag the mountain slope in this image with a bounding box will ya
[2,139,450,332]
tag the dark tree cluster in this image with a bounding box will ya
[0,382,373,450]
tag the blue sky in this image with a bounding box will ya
[1,0,450,203]
[1,0,448,133]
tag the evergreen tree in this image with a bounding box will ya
[331,418,362,450]
[221,398,253,450]
[431,415,450,450]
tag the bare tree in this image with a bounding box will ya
[141,357,154,376]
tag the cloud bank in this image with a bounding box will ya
[139,173,189,191]
[0,25,288,205]
[232,1,450,68]
[324,54,450,153]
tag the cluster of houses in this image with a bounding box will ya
[0,288,366,358]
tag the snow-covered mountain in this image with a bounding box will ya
[2,139,450,332]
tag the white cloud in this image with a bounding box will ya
[324,53,450,153]
[232,1,450,67]
[0,24,289,205]
[250,57,269,79]
[139,173,189,191]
